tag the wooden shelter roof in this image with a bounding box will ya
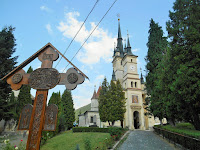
[1,42,89,80]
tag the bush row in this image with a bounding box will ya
[72,127,109,133]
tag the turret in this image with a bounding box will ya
[126,34,134,56]
[91,88,98,111]
[116,19,124,58]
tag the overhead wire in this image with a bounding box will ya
[62,0,118,72]
[54,0,100,68]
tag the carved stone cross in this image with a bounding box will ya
[2,43,88,150]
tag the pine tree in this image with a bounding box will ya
[145,19,168,122]
[61,89,75,130]
[16,66,33,121]
[0,26,18,121]
[98,77,110,124]
[166,0,200,130]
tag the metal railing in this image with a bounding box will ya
[153,127,200,150]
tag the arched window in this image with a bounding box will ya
[135,82,137,88]
[131,82,133,87]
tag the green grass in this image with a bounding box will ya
[75,103,91,120]
[41,130,110,150]
[155,122,200,139]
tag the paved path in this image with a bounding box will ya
[118,130,177,150]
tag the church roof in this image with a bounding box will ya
[116,20,124,58]
[91,89,98,99]
[97,86,102,98]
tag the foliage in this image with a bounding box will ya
[108,127,122,137]
[61,89,75,130]
[99,78,126,126]
[16,66,33,121]
[145,19,168,122]
[98,77,110,123]
[0,26,18,121]
[155,122,200,139]
[41,130,110,150]
[72,127,109,133]
[166,0,200,130]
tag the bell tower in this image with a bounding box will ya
[112,19,124,83]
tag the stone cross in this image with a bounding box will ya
[2,43,88,150]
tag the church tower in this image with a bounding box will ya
[112,20,149,130]
[112,19,124,83]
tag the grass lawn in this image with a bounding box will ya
[41,130,110,150]
[156,122,200,139]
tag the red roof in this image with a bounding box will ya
[96,86,102,98]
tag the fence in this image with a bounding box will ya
[153,127,200,150]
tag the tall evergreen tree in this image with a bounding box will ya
[61,89,75,130]
[114,80,126,127]
[166,0,200,130]
[145,19,168,122]
[98,77,110,124]
[16,66,33,121]
[0,26,18,121]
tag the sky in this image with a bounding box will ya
[1,0,175,109]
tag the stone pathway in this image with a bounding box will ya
[118,130,177,150]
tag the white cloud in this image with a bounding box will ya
[132,48,140,52]
[40,6,52,13]
[57,11,115,65]
[46,24,53,34]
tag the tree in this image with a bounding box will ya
[0,26,18,121]
[166,0,200,130]
[145,19,168,123]
[114,80,126,127]
[16,66,33,121]
[99,78,126,126]
[98,77,110,124]
[61,89,75,130]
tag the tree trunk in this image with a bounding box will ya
[159,119,163,126]
[120,120,123,128]
[112,121,115,126]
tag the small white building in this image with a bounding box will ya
[78,88,102,127]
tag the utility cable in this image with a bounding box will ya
[55,0,100,68]
[62,0,118,72]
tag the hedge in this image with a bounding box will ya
[72,127,109,133]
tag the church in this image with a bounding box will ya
[79,20,161,130]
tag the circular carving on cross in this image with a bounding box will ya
[67,73,78,84]
[12,73,23,84]
[28,68,60,89]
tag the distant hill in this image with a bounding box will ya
[75,103,91,121]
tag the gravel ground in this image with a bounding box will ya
[118,130,177,150]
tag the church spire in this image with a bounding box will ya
[126,31,133,56]
[91,87,98,99]
[112,70,116,81]
[140,68,144,84]
[116,19,124,57]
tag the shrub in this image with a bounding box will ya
[108,127,122,136]
[72,127,109,133]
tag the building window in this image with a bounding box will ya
[131,59,132,62]
[131,82,133,87]
[132,95,139,103]
[91,117,93,123]
[135,82,137,88]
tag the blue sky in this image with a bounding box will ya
[1,0,175,109]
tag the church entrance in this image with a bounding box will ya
[133,111,139,129]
